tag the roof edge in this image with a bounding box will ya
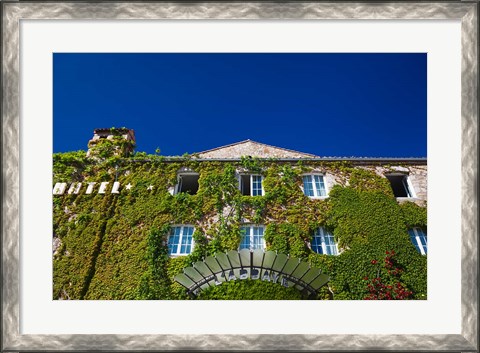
[131,157,427,164]
[195,139,319,158]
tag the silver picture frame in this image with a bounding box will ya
[2,1,478,351]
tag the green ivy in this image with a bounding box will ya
[400,201,427,227]
[88,135,135,159]
[53,149,427,300]
[197,279,303,300]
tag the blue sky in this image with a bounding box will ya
[53,53,426,157]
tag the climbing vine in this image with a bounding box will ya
[53,145,427,300]
[363,251,414,300]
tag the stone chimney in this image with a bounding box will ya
[87,127,135,158]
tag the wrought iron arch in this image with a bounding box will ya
[174,249,329,299]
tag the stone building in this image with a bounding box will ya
[52,129,427,300]
[86,127,135,158]
[195,139,427,203]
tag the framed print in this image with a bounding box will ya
[2,1,478,351]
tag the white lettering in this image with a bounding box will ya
[53,183,67,195]
[98,182,109,194]
[111,181,120,194]
[262,271,271,282]
[86,182,96,194]
[55,181,126,195]
[68,182,82,194]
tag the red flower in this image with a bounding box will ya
[371,260,377,264]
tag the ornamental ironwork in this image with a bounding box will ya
[174,249,329,298]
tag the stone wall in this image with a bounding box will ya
[404,165,428,201]
[86,128,136,158]
[197,140,317,159]
[373,165,427,205]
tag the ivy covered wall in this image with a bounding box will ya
[53,148,427,300]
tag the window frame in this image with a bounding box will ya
[239,174,264,196]
[239,224,266,251]
[174,172,200,195]
[403,175,416,198]
[167,225,195,256]
[301,173,328,198]
[409,227,427,255]
[386,173,417,199]
[311,227,338,255]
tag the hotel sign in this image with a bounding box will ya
[52,181,138,195]
[174,249,329,298]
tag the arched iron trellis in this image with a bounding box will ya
[174,249,329,298]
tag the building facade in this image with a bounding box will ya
[52,128,427,300]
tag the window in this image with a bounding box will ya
[240,175,264,196]
[302,174,327,197]
[409,227,427,255]
[386,174,415,198]
[175,173,199,195]
[239,225,265,250]
[311,228,338,255]
[168,225,194,256]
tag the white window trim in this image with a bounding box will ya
[239,224,266,251]
[410,227,427,255]
[168,224,195,257]
[173,172,199,195]
[387,173,417,200]
[403,175,417,198]
[238,174,264,196]
[312,227,339,255]
[301,174,329,199]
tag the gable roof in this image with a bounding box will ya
[195,139,319,159]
